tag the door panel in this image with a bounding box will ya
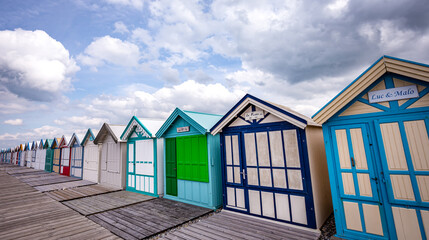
[60,148,70,176]
[166,138,177,196]
[376,118,429,240]
[127,143,135,189]
[224,134,246,211]
[331,124,386,237]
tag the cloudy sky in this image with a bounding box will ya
[1,0,429,148]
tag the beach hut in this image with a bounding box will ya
[211,94,332,229]
[31,141,37,168]
[35,139,46,170]
[68,133,85,178]
[5,149,10,163]
[81,129,100,183]
[23,142,32,167]
[59,135,71,176]
[10,148,15,164]
[93,124,127,188]
[120,116,164,197]
[51,138,62,173]
[155,108,223,209]
[44,139,54,172]
[312,56,429,240]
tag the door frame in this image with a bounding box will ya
[221,122,316,228]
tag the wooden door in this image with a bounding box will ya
[166,138,177,196]
[127,140,155,194]
[60,148,70,176]
[71,146,83,178]
[52,148,61,173]
[331,124,387,238]
[241,129,315,227]
[376,117,429,240]
[45,149,53,172]
[223,134,246,211]
[83,144,99,182]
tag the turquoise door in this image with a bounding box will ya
[375,116,429,240]
[127,140,156,196]
[330,124,388,238]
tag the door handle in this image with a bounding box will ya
[240,170,246,180]
[351,157,355,167]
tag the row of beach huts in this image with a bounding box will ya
[1,56,429,240]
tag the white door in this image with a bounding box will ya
[83,143,99,183]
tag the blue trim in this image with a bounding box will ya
[313,55,429,119]
[211,93,308,133]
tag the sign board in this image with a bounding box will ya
[245,111,264,120]
[368,85,419,103]
[177,126,190,133]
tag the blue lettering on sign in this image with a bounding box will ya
[368,85,419,103]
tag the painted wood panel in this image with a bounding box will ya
[416,176,429,202]
[404,120,429,171]
[392,207,422,240]
[350,128,368,170]
[341,172,356,195]
[380,122,408,170]
[407,93,429,109]
[83,143,99,183]
[284,130,301,168]
[390,175,415,201]
[335,129,351,169]
[362,204,383,236]
[343,201,362,231]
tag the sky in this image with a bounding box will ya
[1,0,429,149]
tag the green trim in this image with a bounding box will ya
[176,135,209,183]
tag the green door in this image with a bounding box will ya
[45,148,53,172]
[166,138,177,196]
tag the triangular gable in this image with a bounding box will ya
[121,116,164,140]
[68,133,83,147]
[211,94,318,135]
[59,135,69,148]
[94,123,126,144]
[313,56,429,124]
[156,108,219,137]
[38,140,44,149]
[51,138,61,149]
[31,141,37,150]
[44,139,54,149]
[81,128,98,146]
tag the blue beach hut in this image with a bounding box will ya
[313,56,429,240]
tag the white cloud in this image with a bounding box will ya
[81,80,245,123]
[55,116,108,128]
[114,21,129,34]
[0,29,79,101]
[105,0,144,10]
[78,36,140,70]
[4,119,23,126]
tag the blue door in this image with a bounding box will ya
[223,127,316,228]
[375,116,429,240]
[330,123,388,239]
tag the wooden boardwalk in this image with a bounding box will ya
[62,190,155,216]
[88,198,213,240]
[44,184,121,201]
[0,166,119,240]
[159,211,320,240]
[35,180,96,192]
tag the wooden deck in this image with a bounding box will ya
[44,184,121,201]
[88,198,213,240]
[0,165,119,240]
[62,190,155,216]
[18,173,80,187]
[159,211,320,240]
[35,180,96,192]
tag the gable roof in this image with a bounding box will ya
[24,142,32,151]
[68,133,85,147]
[31,141,38,150]
[94,123,126,144]
[44,139,54,149]
[81,128,99,146]
[211,94,319,134]
[38,139,44,149]
[312,56,429,124]
[51,138,61,148]
[59,135,70,148]
[121,116,164,140]
[156,108,223,137]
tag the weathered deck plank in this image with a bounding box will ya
[159,211,320,240]
[0,164,119,240]
[34,179,97,192]
[88,198,212,239]
[62,190,154,216]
